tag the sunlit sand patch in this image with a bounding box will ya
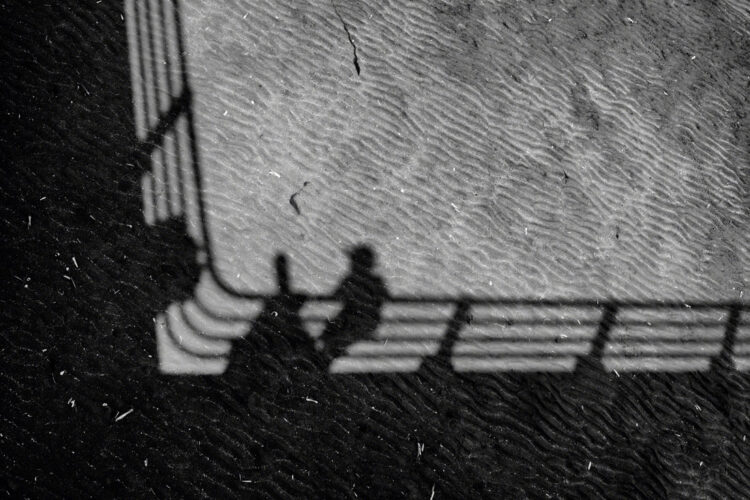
[602,357,711,373]
[192,270,264,319]
[454,342,591,356]
[344,341,441,357]
[165,303,232,355]
[380,303,456,321]
[452,357,578,373]
[155,311,229,374]
[451,304,600,372]
[468,304,604,323]
[329,357,423,374]
[181,300,251,339]
[140,173,155,225]
[602,307,729,372]
[460,324,596,340]
[733,321,750,371]
[373,323,449,340]
[602,308,730,372]
[327,302,451,373]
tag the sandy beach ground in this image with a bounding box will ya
[182,0,749,301]
[4,1,750,497]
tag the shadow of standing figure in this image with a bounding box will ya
[319,245,389,365]
[225,254,317,396]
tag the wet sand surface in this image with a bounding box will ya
[2,0,750,497]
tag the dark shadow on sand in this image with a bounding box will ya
[318,245,389,363]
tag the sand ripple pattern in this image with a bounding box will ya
[180,0,750,303]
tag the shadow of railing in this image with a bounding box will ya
[151,261,750,375]
[125,0,750,375]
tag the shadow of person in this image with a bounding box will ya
[319,245,389,365]
[225,254,317,399]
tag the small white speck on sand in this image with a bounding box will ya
[269,171,281,178]
[588,461,592,470]
[614,369,620,378]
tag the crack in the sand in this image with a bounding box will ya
[330,1,360,75]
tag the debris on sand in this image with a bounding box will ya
[115,408,134,422]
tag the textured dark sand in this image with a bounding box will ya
[2,0,750,498]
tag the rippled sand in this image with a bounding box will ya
[182,0,750,301]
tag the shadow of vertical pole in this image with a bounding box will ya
[707,305,741,416]
[576,303,618,374]
[712,304,740,374]
[420,300,471,375]
[275,254,290,296]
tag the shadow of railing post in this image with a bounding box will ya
[712,304,740,374]
[420,299,471,375]
[576,303,618,375]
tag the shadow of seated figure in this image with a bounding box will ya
[225,254,315,395]
[319,245,389,364]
